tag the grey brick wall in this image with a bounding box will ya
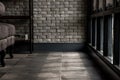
[33,0,87,43]
[1,0,87,43]
[2,0,29,16]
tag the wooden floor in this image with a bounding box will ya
[0,52,109,80]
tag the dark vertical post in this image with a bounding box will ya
[90,19,93,44]
[113,14,119,65]
[87,0,92,44]
[92,18,95,47]
[0,50,6,67]
[97,18,100,50]
[103,0,106,10]
[8,46,14,58]
[103,16,108,56]
[29,0,33,53]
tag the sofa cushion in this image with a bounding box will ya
[7,36,15,46]
[0,2,5,15]
[0,39,7,51]
[0,23,9,39]
[5,24,15,36]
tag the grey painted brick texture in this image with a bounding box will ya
[33,0,87,43]
[1,0,87,43]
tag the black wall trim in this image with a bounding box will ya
[87,44,120,80]
[33,43,86,52]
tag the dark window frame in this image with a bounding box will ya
[113,14,120,65]
[92,18,96,46]
[89,0,120,68]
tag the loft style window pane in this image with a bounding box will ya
[97,18,100,51]
[92,19,95,46]
[92,18,97,48]
[107,15,114,61]
[88,19,92,44]
[104,15,113,63]
[95,19,97,49]
[100,18,104,53]
[97,18,104,54]
[106,0,113,8]
[93,0,97,11]
[90,19,92,44]
[99,0,103,11]
[107,16,112,57]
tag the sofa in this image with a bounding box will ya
[0,2,15,67]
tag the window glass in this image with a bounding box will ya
[92,19,95,46]
[95,19,97,49]
[99,0,103,11]
[90,19,92,44]
[106,0,113,8]
[100,18,104,53]
[107,15,114,62]
[93,0,97,11]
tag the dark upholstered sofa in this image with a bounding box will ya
[0,2,15,67]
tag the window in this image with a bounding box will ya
[92,19,95,46]
[100,18,104,53]
[89,19,92,44]
[89,0,120,69]
[92,18,97,48]
[104,15,114,62]
[97,17,104,54]
[108,15,113,58]
[93,0,97,11]
[105,0,113,8]
[113,14,120,66]
[98,0,104,11]
[96,18,100,50]
[95,19,97,49]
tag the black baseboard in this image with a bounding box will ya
[13,40,30,54]
[33,43,86,52]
